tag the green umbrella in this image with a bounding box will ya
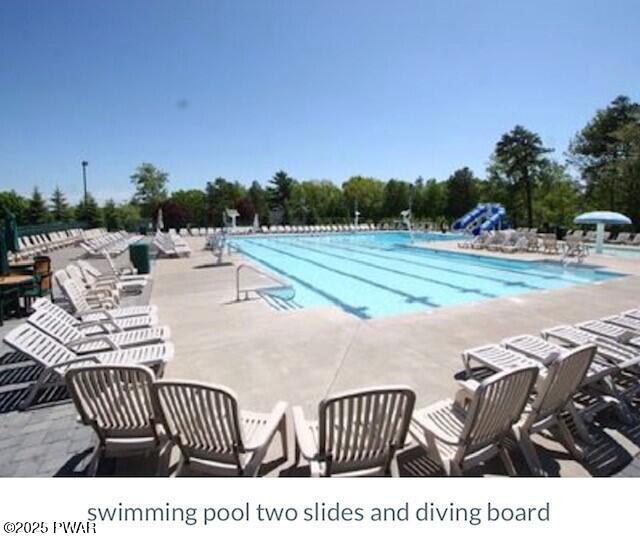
[0,219,9,275]
[4,211,19,252]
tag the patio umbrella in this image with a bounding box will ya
[253,213,259,230]
[0,226,8,275]
[156,207,164,232]
[573,211,631,254]
[3,210,19,252]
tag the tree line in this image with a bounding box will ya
[2,95,638,231]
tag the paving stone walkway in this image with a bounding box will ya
[0,243,152,477]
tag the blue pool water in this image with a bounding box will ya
[601,245,640,259]
[231,232,622,319]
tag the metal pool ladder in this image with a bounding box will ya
[235,264,296,303]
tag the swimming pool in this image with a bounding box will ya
[231,232,622,319]
[600,245,640,259]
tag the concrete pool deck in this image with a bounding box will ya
[1,233,640,477]
[148,235,640,476]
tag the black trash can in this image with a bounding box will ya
[129,243,151,274]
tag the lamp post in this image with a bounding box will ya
[81,161,88,208]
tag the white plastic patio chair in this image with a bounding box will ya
[65,364,167,476]
[293,386,416,477]
[410,367,538,476]
[153,380,287,476]
[512,344,597,475]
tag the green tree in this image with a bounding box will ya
[445,168,478,221]
[414,178,447,221]
[205,178,245,226]
[0,190,29,224]
[248,181,269,224]
[491,126,553,227]
[50,186,72,221]
[102,199,122,231]
[267,171,295,223]
[569,96,640,211]
[76,193,102,228]
[116,202,142,231]
[131,163,169,218]
[382,179,412,218]
[171,189,207,227]
[534,162,582,228]
[342,176,385,221]
[27,186,50,225]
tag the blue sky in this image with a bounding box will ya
[1,0,639,203]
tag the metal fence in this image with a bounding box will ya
[17,220,89,237]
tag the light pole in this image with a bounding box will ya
[81,161,88,208]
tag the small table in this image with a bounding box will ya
[9,260,35,273]
[0,273,36,316]
[0,273,35,287]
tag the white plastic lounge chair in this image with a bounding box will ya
[474,336,624,427]
[77,259,147,294]
[32,298,158,334]
[629,234,640,246]
[4,324,173,409]
[623,309,640,321]
[603,314,640,333]
[608,232,630,244]
[458,233,484,249]
[500,235,528,253]
[293,386,415,477]
[103,250,151,281]
[410,367,538,476]
[58,275,158,323]
[65,364,168,476]
[541,326,640,408]
[540,234,560,254]
[27,306,169,353]
[470,232,492,250]
[577,320,640,348]
[512,345,597,476]
[501,334,619,389]
[153,380,287,476]
[542,325,640,370]
[64,265,120,302]
[462,344,541,379]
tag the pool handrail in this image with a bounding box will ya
[235,263,295,302]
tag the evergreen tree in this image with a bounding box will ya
[50,186,71,221]
[491,126,552,228]
[445,168,478,221]
[76,193,103,228]
[27,186,49,225]
[102,199,122,231]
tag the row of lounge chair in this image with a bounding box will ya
[10,228,87,261]
[176,223,433,236]
[459,230,587,257]
[567,229,640,246]
[80,231,142,257]
[460,230,556,254]
[153,231,192,257]
[259,224,378,234]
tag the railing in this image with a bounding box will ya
[235,263,295,302]
[18,221,89,237]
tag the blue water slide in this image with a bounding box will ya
[478,205,507,233]
[452,204,489,231]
